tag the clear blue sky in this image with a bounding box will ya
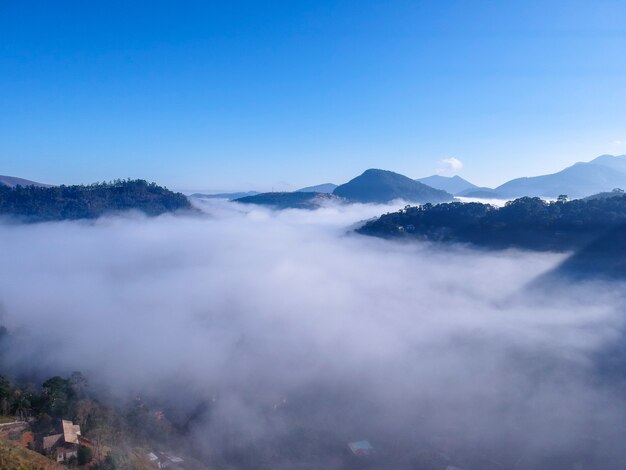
[1,1,625,191]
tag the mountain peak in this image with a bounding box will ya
[333,169,453,203]
[416,174,478,195]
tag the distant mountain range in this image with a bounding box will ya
[415,175,477,195]
[295,183,337,193]
[0,175,52,188]
[191,191,259,200]
[6,154,626,215]
[244,154,626,204]
[459,154,626,199]
[333,169,453,204]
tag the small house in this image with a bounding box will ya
[42,419,82,462]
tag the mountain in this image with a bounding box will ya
[0,175,52,188]
[456,188,504,199]
[333,169,453,204]
[416,175,477,195]
[235,192,342,209]
[590,154,626,173]
[295,183,338,193]
[191,191,259,200]
[0,179,192,222]
[494,155,626,199]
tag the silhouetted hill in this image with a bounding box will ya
[191,191,259,200]
[0,175,52,188]
[416,175,477,195]
[494,155,626,198]
[235,192,342,209]
[358,195,626,252]
[295,183,337,193]
[546,225,626,281]
[333,169,453,204]
[456,188,504,199]
[0,179,192,222]
[583,188,626,201]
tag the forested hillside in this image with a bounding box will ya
[358,195,626,251]
[0,179,191,222]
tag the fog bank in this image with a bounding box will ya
[1,200,625,469]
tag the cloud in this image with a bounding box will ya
[0,202,625,468]
[437,157,464,175]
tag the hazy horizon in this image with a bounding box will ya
[3,152,626,195]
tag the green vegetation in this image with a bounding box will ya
[358,195,626,251]
[0,367,206,469]
[0,179,192,222]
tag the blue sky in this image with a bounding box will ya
[1,1,626,191]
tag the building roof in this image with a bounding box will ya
[61,420,81,445]
[43,433,63,450]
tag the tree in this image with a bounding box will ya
[41,376,74,417]
[77,446,93,465]
[69,371,88,398]
[11,390,31,420]
[557,194,568,203]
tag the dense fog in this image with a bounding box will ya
[1,200,625,469]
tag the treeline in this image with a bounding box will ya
[0,179,192,222]
[357,195,626,251]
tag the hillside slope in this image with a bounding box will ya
[494,155,626,198]
[295,183,337,193]
[0,179,192,222]
[548,224,626,281]
[357,195,626,253]
[333,169,453,203]
[235,191,342,209]
[0,437,64,470]
[0,175,52,188]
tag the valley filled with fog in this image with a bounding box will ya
[1,200,625,469]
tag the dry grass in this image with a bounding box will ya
[0,437,64,470]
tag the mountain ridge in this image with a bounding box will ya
[416,175,478,195]
[0,175,52,188]
[333,169,453,204]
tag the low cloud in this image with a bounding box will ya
[437,157,464,175]
[0,201,625,468]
